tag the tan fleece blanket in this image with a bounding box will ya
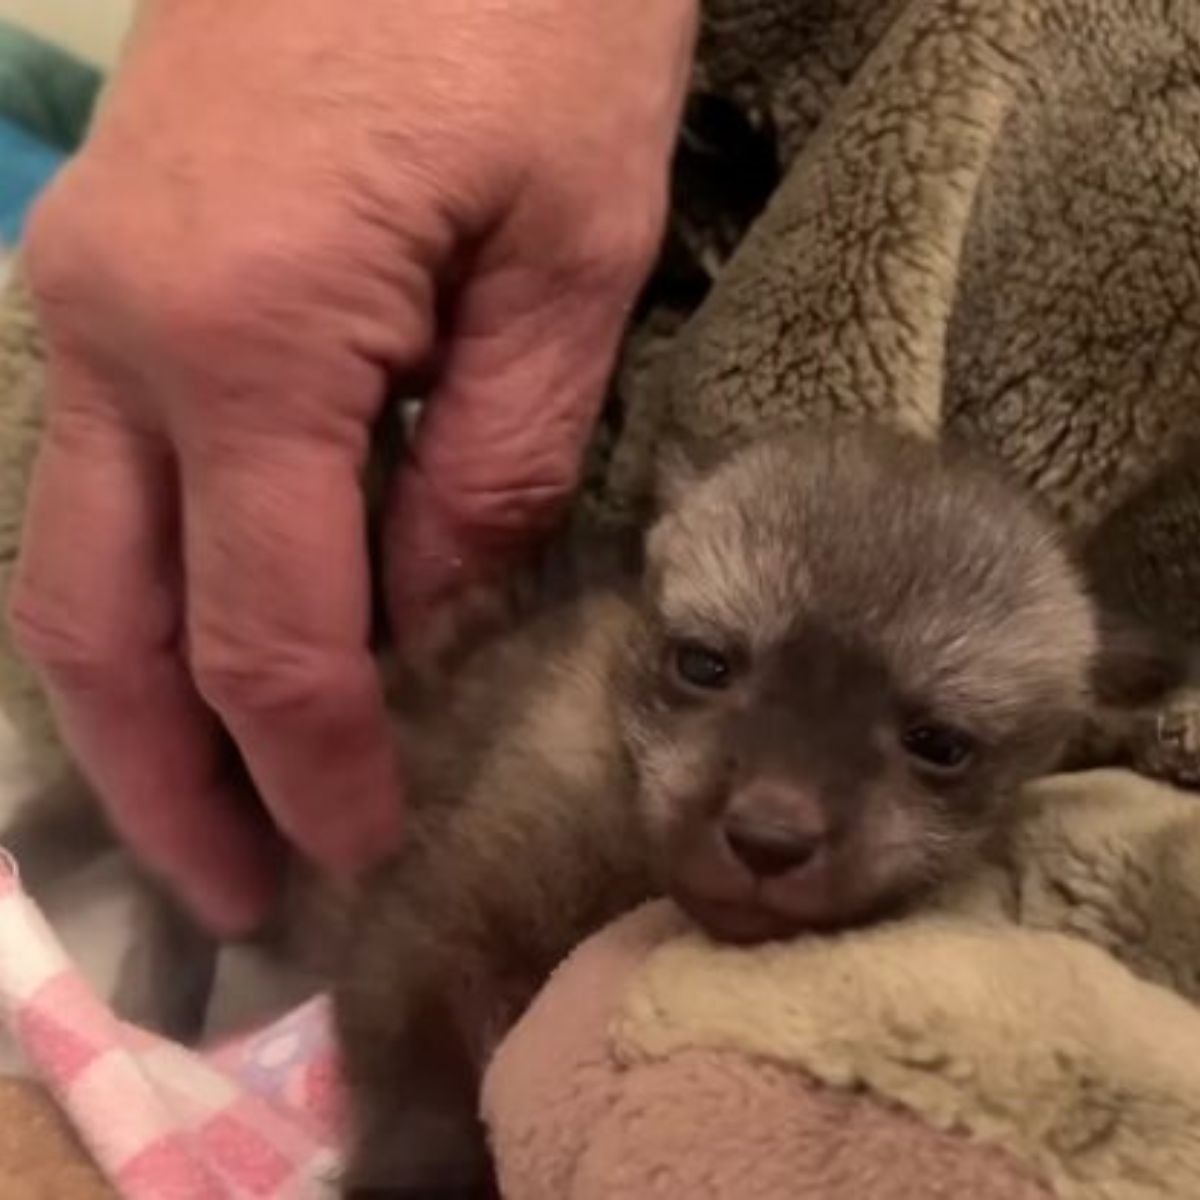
[485,771,1200,1200]
[0,275,55,781]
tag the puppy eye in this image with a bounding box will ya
[671,640,733,690]
[901,723,975,773]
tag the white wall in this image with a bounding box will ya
[0,0,134,66]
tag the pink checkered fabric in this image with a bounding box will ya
[0,852,346,1198]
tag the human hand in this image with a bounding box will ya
[9,0,697,933]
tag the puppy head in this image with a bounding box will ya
[620,427,1097,943]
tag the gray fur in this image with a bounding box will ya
[334,425,1118,1195]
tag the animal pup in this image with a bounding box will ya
[335,424,1171,1197]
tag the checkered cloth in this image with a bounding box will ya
[0,849,346,1198]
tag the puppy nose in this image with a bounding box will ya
[723,817,823,878]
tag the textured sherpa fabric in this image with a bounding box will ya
[484,903,1052,1200]
[604,0,1200,647]
[0,273,58,785]
[486,771,1200,1200]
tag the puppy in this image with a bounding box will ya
[334,425,1170,1196]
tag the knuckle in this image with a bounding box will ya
[192,641,341,722]
[138,250,294,360]
[22,179,108,314]
[441,466,578,540]
[7,589,124,692]
[569,202,665,295]
[30,188,301,357]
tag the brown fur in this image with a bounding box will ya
[333,425,1163,1196]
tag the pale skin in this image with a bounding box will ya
[8,0,699,935]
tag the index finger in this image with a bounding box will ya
[182,431,402,875]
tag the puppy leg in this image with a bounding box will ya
[111,880,219,1042]
[334,893,505,1199]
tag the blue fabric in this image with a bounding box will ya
[0,18,102,152]
[0,114,65,244]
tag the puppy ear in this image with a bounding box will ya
[537,521,645,599]
[385,576,529,707]
[1090,608,1191,709]
[653,439,725,515]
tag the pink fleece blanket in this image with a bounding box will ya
[0,850,346,1199]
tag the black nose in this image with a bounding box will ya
[723,818,823,878]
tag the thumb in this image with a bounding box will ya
[383,250,644,634]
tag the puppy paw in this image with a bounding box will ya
[1129,694,1200,788]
